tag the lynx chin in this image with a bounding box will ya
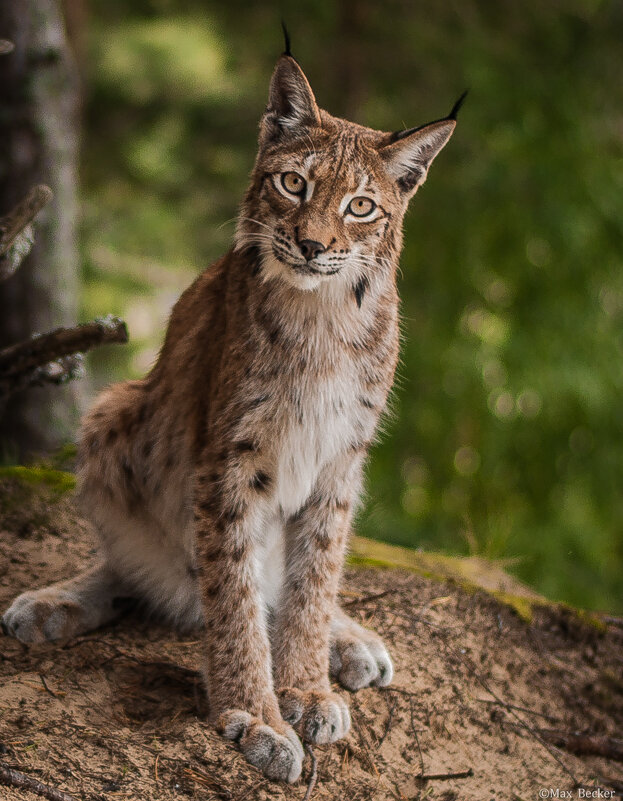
[2,45,462,783]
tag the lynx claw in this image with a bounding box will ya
[278,688,350,745]
[217,709,304,783]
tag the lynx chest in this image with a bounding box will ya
[272,368,378,518]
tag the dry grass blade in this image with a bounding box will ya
[418,768,474,781]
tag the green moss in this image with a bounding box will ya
[0,466,76,497]
[348,535,606,628]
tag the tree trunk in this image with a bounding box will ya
[0,0,80,459]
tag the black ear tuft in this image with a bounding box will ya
[447,89,469,121]
[281,20,292,57]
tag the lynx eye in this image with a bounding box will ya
[280,172,307,196]
[347,197,377,218]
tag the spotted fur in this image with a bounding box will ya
[1,52,458,783]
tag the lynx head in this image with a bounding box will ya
[235,53,463,295]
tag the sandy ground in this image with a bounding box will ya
[0,476,622,801]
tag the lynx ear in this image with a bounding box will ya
[260,55,322,142]
[381,92,466,194]
[380,119,456,194]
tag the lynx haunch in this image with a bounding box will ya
[2,46,461,783]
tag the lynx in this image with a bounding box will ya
[2,45,461,782]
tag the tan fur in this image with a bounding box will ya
[2,53,457,783]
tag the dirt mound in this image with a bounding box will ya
[0,473,622,800]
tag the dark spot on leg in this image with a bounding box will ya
[199,498,218,514]
[247,395,269,410]
[250,471,271,492]
[201,542,223,561]
[232,545,246,562]
[234,440,257,453]
[314,533,331,551]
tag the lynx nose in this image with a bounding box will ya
[298,240,326,261]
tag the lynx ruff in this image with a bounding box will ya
[1,49,463,783]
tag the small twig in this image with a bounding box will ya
[418,768,474,781]
[409,698,425,777]
[377,696,397,748]
[303,744,318,801]
[343,589,395,607]
[0,185,53,257]
[386,686,417,699]
[39,673,59,699]
[0,760,77,801]
[478,697,560,724]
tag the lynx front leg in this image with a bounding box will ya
[272,462,357,745]
[194,467,303,784]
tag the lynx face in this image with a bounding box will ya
[236,55,460,293]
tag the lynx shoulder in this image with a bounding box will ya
[2,47,460,784]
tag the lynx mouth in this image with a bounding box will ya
[271,246,343,278]
[291,263,342,277]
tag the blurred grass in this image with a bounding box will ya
[81,0,623,613]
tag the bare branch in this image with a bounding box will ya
[0,316,128,378]
[0,318,128,402]
[0,184,53,256]
[0,354,83,404]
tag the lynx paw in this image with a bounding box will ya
[330,629,394,691]
[1,589,82,645]
[278,688,351,745]
[217,709,304,783]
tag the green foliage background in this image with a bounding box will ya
[81,0,623,613]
